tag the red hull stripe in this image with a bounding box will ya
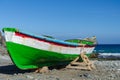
[15,32,95,48]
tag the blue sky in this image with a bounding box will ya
[0,0,120,44]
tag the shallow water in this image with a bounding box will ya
[94,44,120,58]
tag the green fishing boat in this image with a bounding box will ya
[2,28,96,70]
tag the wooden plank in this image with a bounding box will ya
[66,51,95,70]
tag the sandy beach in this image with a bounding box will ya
[0,46,120,80]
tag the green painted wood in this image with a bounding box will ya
[65,39,94,45]
[6,42,91,70]
[2,27,19,32]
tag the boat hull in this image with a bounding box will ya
[3,28,95,70]
[6,42,92,69]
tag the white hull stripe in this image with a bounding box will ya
[4,31,95,54]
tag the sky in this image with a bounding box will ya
[0,0,120,44]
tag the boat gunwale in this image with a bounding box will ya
[3,27,96,47]
[15,32,96,47]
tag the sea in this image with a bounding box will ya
[94,44,120,59]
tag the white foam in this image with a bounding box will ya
[99,53,120,56]
[98,53,120,58]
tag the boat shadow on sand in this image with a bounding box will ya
[0,64,66,75]
[0,65,33,75]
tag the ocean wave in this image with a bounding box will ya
[98,53,120,59]
[99,53,120,55]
